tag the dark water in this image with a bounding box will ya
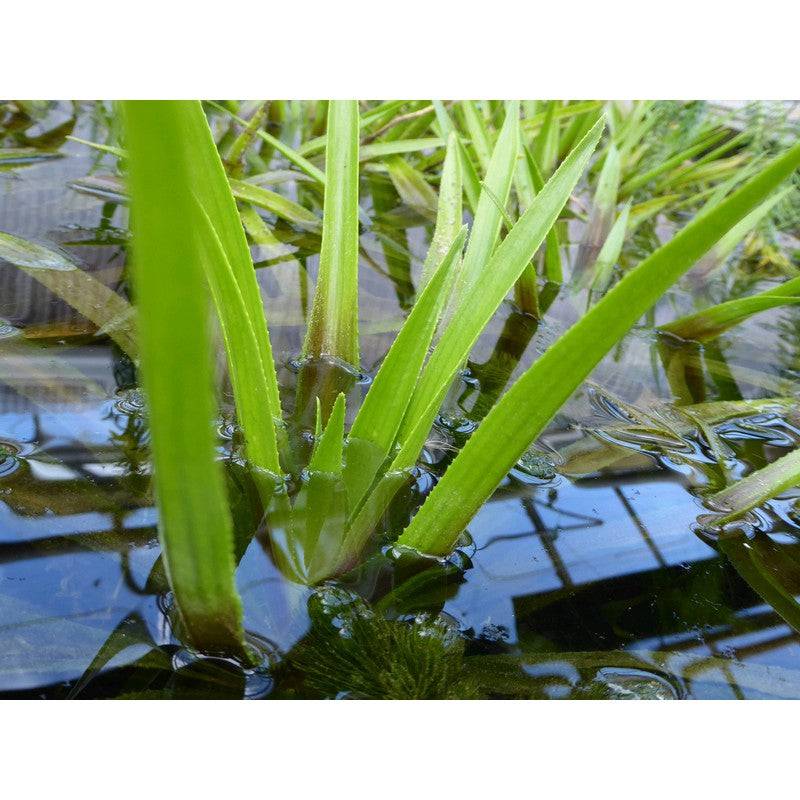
[1,101,800,699]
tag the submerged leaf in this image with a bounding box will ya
[384,155,437,218]
[707,447,800,522]
[717,533,800,635]
[0,231,138,357]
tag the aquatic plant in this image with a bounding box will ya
[4,100,799,663]
[113,100,800,655]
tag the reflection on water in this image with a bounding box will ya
[1,101,800,698]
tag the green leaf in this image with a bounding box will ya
[127,102,282,479]
[303,100,361,365]
[691,187,792,281]
[588,200,631,295]
[558,104,604,162]
[620,128,728,196]
[660,274,800,341]
[656,130,750,192]
[206,100,326,185]
[398,134,800,555]
[222,101,269,177]
[629,194,680,231]
[64,133,321,233]
[706,447,800,523]
[0,231,138,358]
[420,132,463,289]
[521,100,604,133]
[360,138,444,161]
[384,155,437,219]
[191,198,282,475]
[350,227,467,462]
[159,102,282,430]
[523,146,563,283]
[229,178,322,230]
[394,117,604,470]
[240,203,301,265]
[309,392,346,474]
[121,100,246,655]
[67,135,126,159]
[592,143,621,222]
[0,147,62,164]
[290,393,348,581]
[296,101,406,158]
[575,142,621,275]
[459,100,493,172]
[432,100,482,211]
[532,100,559,176]
[457,100,520,293]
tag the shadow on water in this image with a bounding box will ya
[1,101,800,698]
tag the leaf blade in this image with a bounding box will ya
[399,135,800,555]
[121,100,246,655]
[303,100,361,365]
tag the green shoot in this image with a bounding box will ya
[303,100,361,366]
[432,100,481,210]
[457,100,520,293]
[420,132,463,288]
[588,201,631,295]
[393,118,605,470]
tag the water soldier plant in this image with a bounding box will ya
[114,100,800,658]
[4,100,800,683]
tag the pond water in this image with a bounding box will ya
[1,101,800,699]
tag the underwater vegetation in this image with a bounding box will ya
[1,99,800,699]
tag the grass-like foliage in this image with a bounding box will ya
[122,101,247,656]
[399,137,800,554]
[52,100,800,656]
[302,100,360,365]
